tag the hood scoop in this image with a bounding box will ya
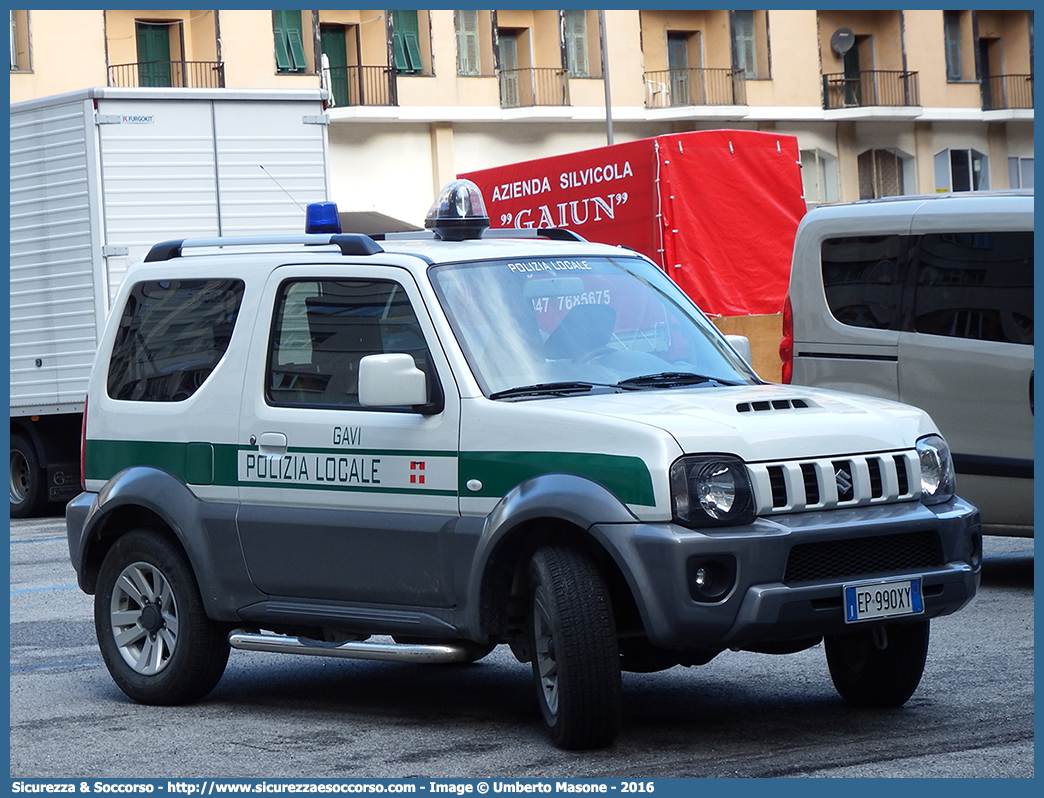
[736,398,812,414]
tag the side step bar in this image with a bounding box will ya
[228,630,480,664]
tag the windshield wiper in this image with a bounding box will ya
[616,372,741,389]
[489,381,619,400]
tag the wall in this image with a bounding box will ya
[8,10,108,102]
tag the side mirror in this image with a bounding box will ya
[359,353,428,408]
[725,334,752,366]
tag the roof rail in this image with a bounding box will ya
[484,228,587,242]
[377,227,587,243]
[144,234,384,262]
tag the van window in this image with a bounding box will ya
[913,231,1034,344]
[821,236,904,330]
[821,231,1034,344]
[107,279,245,402]
[266,279,434,408]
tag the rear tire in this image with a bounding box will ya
[10,434,46,519]
[528,543,622,749]
[825,620,930,708]
[95,529,229,705]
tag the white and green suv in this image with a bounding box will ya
[67,180,981,750]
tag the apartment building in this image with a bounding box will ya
[11,8,1034,231]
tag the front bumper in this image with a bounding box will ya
[593,497,981,651]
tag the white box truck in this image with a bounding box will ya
[10,88,331,517]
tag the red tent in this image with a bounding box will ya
[462,130,806,316]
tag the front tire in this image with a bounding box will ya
[10,434,46,518]
[825,620,930,708]
[94,529,229,705]
[528,543,622,749]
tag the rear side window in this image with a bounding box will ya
[821,231,1034,344]
[821,235,905,330]
[107,279,245,401]
[913,231,1033,345]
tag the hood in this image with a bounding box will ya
[538,382,937,463]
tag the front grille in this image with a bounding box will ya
[748,450,919,515]
[801,463,820,504]
[784,530,944,583]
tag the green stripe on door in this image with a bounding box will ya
[86,441,656,507]
[459,451,656,507]
[85,440,226,485]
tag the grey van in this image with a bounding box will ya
[782,191,1033,536]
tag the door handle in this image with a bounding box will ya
[255,432,288,454]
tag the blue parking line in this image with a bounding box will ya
[10,536,66,544]
[11,658,104,674]
[10,585,79,594]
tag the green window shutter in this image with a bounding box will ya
[564,10,588,77]
[273,10,291,70]
[392,32,408,71]
[392,10,422,73]
[273,10,306,72]
[404,32,423,71]
[287,27,307,70]
[456,9,480,75]
[944,11,962,81]
[734,10,757,78]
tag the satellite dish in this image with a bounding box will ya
[830,28,855,56]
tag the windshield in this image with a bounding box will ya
[429,255,759,397]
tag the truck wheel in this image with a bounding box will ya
[10,434,46,518]
[528,543,622,749]
[825,620,930,708]
[95,529,229,705]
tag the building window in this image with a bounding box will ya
[273,9,307,73]
[9,9,29,71]
[858,149,906,200]
[563,9,588,78]
[734,10,756,78]
[800,149,839,207]
[391,9,423,74]
[1008,156,1034,189]
[732,10,768,79]
[136,21,176,87]
[455,9,480,76]
[935,149,989,192]
[665,31,698,106]
[943,10,963,81]
[497,29,520,107]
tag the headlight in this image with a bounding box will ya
[670,455,755,528]
[916,434,956,505]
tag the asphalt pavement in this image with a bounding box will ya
[9,515,1034,779]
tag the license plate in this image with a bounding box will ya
[843,577,924,623]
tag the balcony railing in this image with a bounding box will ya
[108,61,225,89]
[643,68,747,108]
[324,65,398,107]
[498,67,570,109]
[982,74,1034,110]
[822,70,919,109]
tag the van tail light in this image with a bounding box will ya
[80,397,88,491]
[779,295,794,384]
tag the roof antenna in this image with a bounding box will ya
[259,164,306,211]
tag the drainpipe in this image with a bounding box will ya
[599,10,613,145]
